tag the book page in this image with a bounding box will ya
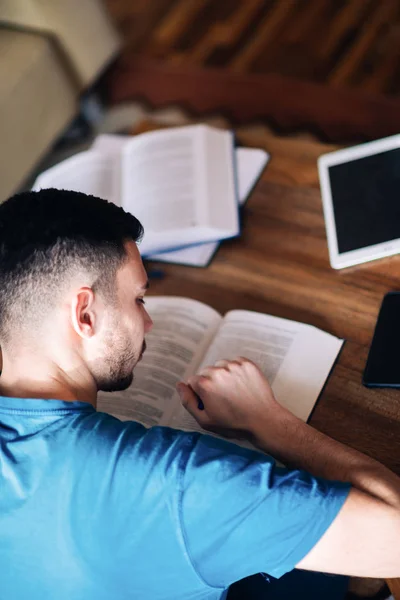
[171,310,343,436]
[120,125,238,255]
[32,150,120,207]
[148,147,270,266]
[96,297,221,427]
[91,133,128,155]
[90,135,128,207]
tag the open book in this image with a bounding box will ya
[91,134,269,267]
[32,125,239,256]
[97,297,344,450]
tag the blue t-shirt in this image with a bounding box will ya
[0,397,350,600]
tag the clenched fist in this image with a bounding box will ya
[176,357,287,441]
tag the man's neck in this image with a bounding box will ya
[0,378,96,407]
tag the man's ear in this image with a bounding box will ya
[71,287,97,340]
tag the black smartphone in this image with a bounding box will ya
[363,291,400,388]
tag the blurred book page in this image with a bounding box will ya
[149,147,269,266]
[120,125,238,255]
[32,150,121,206]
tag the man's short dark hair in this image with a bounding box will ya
[0,189,144,349]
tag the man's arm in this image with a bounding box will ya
[296,487,400,576]
[251,408,400,577]
[177,357,400,578]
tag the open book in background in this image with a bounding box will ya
[32,124,239,256]
[148,147,269,266]
[97,297,344,452]
[92,134,269,267]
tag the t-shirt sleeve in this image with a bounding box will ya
[178,432,351,588]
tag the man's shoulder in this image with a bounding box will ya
[72,410,200,466]
[66,416,211,515]
[70,410,270,483]
[88,410,195,444]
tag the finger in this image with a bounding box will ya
[196,365,220,377]
[187,374,209,392]
[189,385,205,410]
[236,356,254,366]
[177,382,206,417]
[214,359,230,369]
[212,359,245,373]
[196,362,233,377]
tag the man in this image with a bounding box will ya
[0,189,398,600]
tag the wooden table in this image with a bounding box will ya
[138,119,400,596]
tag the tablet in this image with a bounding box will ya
[318,133,400,269]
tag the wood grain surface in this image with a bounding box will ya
[106,56,400,144]
[389,578,400,598]
[104,0,400,96]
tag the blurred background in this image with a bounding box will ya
[105,0,400,94]
[2,0,400,204]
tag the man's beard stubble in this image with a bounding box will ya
[96,339,147,394]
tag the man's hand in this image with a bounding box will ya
[176,357,286,439]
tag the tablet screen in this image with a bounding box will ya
[328,147,400,254]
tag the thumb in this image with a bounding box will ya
[176,382,205,419]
